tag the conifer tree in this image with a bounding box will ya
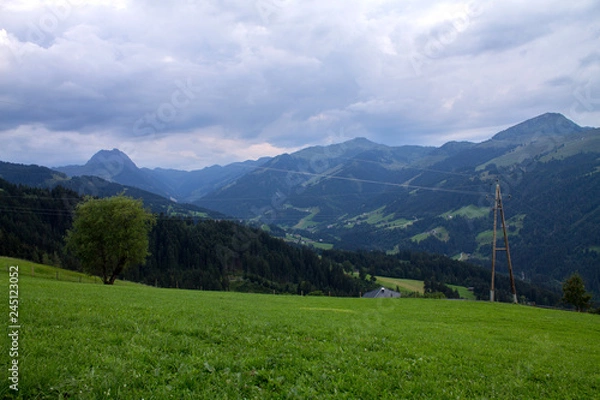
[562,273,592,312]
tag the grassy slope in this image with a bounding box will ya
[0,257,139,286]
[448,284,477,300]
[1,261,599,399]
[440,205,490,219]
[411,226,449,243]
[283,234,334,250]
[342,207,414,230]
[375,276,424,294]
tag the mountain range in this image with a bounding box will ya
[54,113,597,220]
[0,160,223,219]
[2,112,599,297]
[55,150,271,203]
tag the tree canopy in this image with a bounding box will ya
[66,195,155,284]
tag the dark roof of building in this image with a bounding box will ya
[362,287,401,298]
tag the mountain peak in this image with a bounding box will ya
[82,149,139,180]
[88,148,133,163]
[492,113,584,142]
[345,137,377,146]
[291,137,384,161]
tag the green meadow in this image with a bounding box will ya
[2,259,599,399]
[375,276,477,301]
[374,277,425,295]
[0,257,138,286]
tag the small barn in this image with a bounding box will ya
[362,287,401,298]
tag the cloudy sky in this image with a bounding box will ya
[1,0,599,170]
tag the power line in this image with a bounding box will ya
[0,167,489,204]
[245,165,488,197]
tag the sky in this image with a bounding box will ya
[1,0,599,170]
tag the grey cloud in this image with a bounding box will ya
[0,0,599,169]
[580,52,600,68]
[545,76,574,87]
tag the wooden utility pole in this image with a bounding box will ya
[490,183,518,303]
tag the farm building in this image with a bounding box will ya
[362,287,401,298]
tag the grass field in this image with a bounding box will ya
[441,205,490,220]
[375,276,477,300]
[292,207,321,230]
[342,208,414,231]
[2,260,599,399]
[411,226,450,243]
[375,276,424,295]
[284,234,334,250]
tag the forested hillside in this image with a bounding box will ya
[0,178,563,304]
[0,179,79,265]
[0,178,374,297]
[125,217,375,296]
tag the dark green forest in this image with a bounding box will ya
[126,216,376,296]
[0,179,79,265]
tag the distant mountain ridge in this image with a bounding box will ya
[0,160,222,218]
[55,150,271,203]
[57,149,173,198]
[197,112,596,219]
[50,113,600,228]
[55,113,593,205]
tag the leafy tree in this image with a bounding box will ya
[66,195,155,284]
[562,273,592,312]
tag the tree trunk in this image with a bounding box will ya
[106,258,127,285]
